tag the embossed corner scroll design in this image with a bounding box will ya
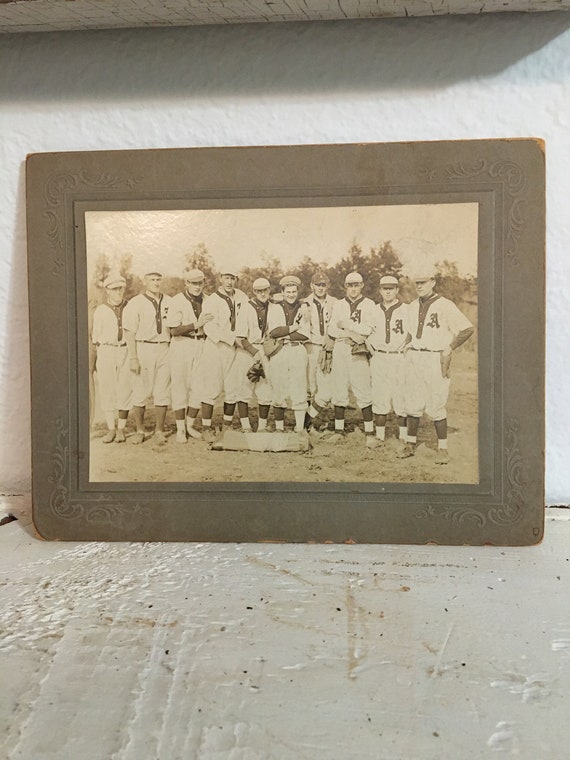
[418,159,527,268]
[414,416,524,529]
[488,416,524,526]
[414,503,486,528]
[48,417,150,525]
[44,170,142,276]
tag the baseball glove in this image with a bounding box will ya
[247,360,266,383]
[317,346,333,374]
[350,340,371,360]
[262,335,283,358]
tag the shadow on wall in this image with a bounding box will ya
[1,162,30,494]
[0,12,568,100]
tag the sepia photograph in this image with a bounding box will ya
[26,140,545,544]
[86,202,478,485]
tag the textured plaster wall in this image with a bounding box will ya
[0,13,568,501]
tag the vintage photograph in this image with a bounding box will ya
[86,203,478,485]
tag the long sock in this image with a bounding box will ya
[334,406,345,431]
[375,426,386,441]
[308,402,323,418]
[187,407,199,431]
[294,410,305,431]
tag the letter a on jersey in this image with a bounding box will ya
[427,313,440,329]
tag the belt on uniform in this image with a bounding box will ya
[137,340,170,344]
[282,340,306,346]
[409,347,442,353]
[372,348,403,354]
[181,335,205,340]
[96,342,127,347]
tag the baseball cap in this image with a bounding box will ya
[184,268,205,282]
[379,275,399,287]
[221,268,239,277]
[311,271,330,286]
[280,275,301,288]
[144,271,163,278]
[344,272,363,285]
[103,273,126,289]
[410,268,437,281]
[253,277,270,290]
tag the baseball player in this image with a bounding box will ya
[265,275,310,433]
[91,273,132,443]
[303,271,337,424]
[366,275,411,448]
[166,268,213,443]
[198,269,249,441]
[123,271,171,444]
[234,277,275,431]
[400,268,474,464]
[322,272,376,437]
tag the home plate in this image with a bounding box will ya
[211,430,311,452]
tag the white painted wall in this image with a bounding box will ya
[1,13,568,501]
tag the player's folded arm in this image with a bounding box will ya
[269,326,290,339]
[288,329,309,342]
[236,336,258,356]
[169,323,197,337]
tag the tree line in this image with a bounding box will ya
[90,240,477,312]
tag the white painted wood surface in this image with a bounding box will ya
[2,499,568,759]
[0,0,568,33]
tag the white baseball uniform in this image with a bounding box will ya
[166,290,206,411]
[91,301,132,413]
[304,294,337,403]
[234,298,274,406]
[122,293,171,407]
[198,287,249,406]
[266,300,310,411]
[406,294,473,420]
[328,296,376,408]
[368,300,410,416]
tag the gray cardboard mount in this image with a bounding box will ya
[26,140,545,544]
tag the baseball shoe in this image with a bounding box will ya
[131,432,145,445]
[186,426,202,440]
[365,436,384,449]
[202,427,217,443]
[435,449,450,465]
[175,431,187,444]
[153,431,168,445]
[102,430,116,444]
[398,443,416,459]
[115,429,126,443]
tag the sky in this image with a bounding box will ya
[85,202,478,282]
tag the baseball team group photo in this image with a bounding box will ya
[86,203,479,485]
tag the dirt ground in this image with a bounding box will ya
[89,348,478,485]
